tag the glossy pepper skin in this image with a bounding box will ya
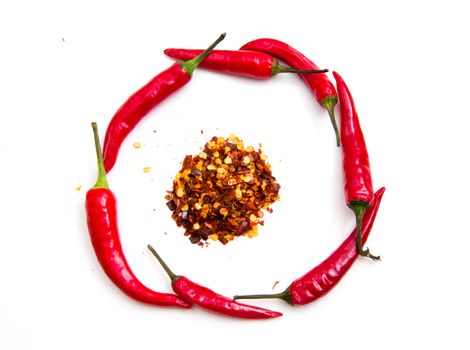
[289,188,384,304]
[333,71,378,260]
[102,33,226,173]
[240,38,340,146]
[86,123,191,308]
[234,187,385,305]
[174,277,282,319]
[334,71,373,204]
[102,64,191,173]
[163,48,328,79]
[147,245,282,319]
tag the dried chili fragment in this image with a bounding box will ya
[167,135,280,245]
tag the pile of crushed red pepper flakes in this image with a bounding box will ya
[165,135,280,245]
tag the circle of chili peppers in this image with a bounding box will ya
[87,33,385,318]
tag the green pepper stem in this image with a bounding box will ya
[233,286,293,306]
[91,122,109,190]
[147,244,180,283]
[350,202,380,261]
[271,60,328,76]
[180,33,226,76]
[322,95,340,147]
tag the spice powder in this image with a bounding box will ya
[166,135,280,245]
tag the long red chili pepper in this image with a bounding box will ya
[102,33,226,173]
[163,48,328,79]
[333,71,379,261]
[86,122,191,308]
[233,187,385,305]
[147,244,282,319]
[240,38,340,146]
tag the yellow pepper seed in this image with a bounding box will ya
[250,214,259,223]
[246,229,259,238]
[176,187,185,197]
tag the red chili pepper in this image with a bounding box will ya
[233,187,385,305]
[163,48,328,79]
[102,33,226,173]
[86,122,191,308]
[147,244,282,319]
[240,38,340,147]
[333,71,379,261]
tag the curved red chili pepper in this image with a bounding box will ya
[233,187,385,305]
[163,48,328,79]
[147,244,282,319]
[333,71,378,260]
[240,38,340,146]
[102,33,226,173]
[86,122,191,308]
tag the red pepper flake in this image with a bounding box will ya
[166,135,280,245]
[272,281,280,290]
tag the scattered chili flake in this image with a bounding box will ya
[272,281,280,290]
[166,135,280,245]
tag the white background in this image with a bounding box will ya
[1,0,469,349]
